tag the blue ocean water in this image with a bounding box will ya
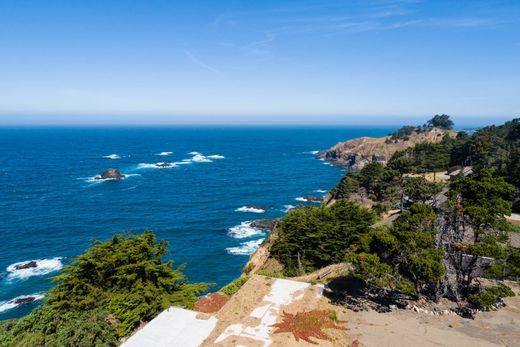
[0,126,394,319]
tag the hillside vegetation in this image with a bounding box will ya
[268,116,519,313]
[0,231,209,346]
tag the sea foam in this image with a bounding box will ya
[6,257,63,281]
[184,152,225,163]
[227,222,265,239]
[226,239,264,256]
[283,205,296,213]
[85,173,139,182]
[0,294,45,313]
[103,154,120,159]
[156,151,173,156]
[235,206,266,213]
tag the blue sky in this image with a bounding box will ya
[0,0,519,125]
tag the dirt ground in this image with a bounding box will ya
[200,275,520,347]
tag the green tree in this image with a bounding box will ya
[447,169,514,291]
[0,231,209,345]
[426,114,454,129]
[402,177,443,204]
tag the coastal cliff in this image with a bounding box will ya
[319,127,456,170]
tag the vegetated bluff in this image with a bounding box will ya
[319,126,455,170]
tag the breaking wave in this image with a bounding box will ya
[226,239,264,256]
[283,205,296,213]
[156,151,173,156]
[314,189,327,193]
[103,154,120,159]
[0,294,44,313]
[235,206,266,213]
[227,222,265,239]
[85,173,139,182]
[6,257,63,281]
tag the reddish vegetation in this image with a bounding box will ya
[350,339,361,347]
[272,309,348,345]
[194,292,229,313]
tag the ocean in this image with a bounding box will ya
[0,126,394,319]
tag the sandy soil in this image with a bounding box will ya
[348,296,520,347]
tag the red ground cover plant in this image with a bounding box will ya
[272,309,348,345]
[194,292,229,313]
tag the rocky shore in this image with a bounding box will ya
[319,127,455,170]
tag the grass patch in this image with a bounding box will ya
[220,276,249,296]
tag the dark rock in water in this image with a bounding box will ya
[14,261,38,270]
[97,168,125,180]
[303,195,323,203]
[155,162,173,167]
[14,296,37,305]
[250,219,279,230]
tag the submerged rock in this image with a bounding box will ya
[97,168,125,180]
[14,261,38,270]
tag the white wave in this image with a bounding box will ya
[235,206,266,213]
[183,153,225,163]
[190,154,213,163]
[6,257,63,281]
[303,150,319,155]
[156,151,173,156]
[226,239,264,256]
[103,154,120,159]
[314,189,327,193]
[283,205,296,212]
[85,173,139,182]
[295,197,307,202]
[0,294,45,313]
[173,161,191,165]
[227,222,265,239]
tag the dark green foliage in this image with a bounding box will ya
[387,125,416,142]
[485,245,520,281]
[270,200,376,276]
[0,231,209,345]
[358,162,385,198]
[402,177,443,204]
[0,306,118,347]
[367,204,445,297]
[449,169,514,237]
[426,114,454,129]
[468,285,515,309]
[220,276,249,296]
[330,172,359,200]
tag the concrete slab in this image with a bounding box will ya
[121,307,217,347]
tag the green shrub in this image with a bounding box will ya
[469,285,515,309]
[220,276,249,296]
[256,270,284,278]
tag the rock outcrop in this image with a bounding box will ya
[319,127,455,170]
[250,219,278,230]
[14,261,38,270]
[97,168,125,180]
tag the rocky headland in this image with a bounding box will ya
[319,127,455,170]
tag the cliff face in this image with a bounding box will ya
[319,127,455,170]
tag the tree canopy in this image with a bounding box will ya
[0,230,209,346]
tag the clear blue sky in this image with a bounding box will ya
[0,0,518,125]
